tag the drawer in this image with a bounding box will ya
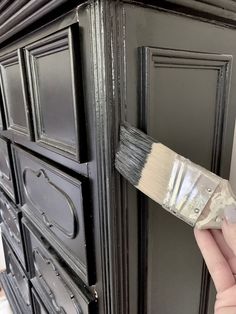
[0,138,16,202]
[2,235,32,314]
[23,218,97,314]
[31,288,48,314]
[25,24,86,162]
[0,106,3,130]
[13,145,95,285]
[0,49,31,137]
[0,192,26,269]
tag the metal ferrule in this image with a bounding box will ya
[162,155,221,226]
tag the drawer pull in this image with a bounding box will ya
[33,248,82,314]
[23,168,78,239]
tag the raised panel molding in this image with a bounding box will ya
[33,248,82,314]
[22,218,97,314]
[142,47,232,173]
[139,47,232,314]
[13,145,95,285]
[25,26,85,162]
[0,49,31,137]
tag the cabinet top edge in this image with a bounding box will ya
[125,0,236,29]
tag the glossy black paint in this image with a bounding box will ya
[1,1,236,314]
[13,145,95,285]
[22,218,97,314]
[0,137,18,202]
[31,288,49,314]
[2,234,33,314]
[0,191,27,270]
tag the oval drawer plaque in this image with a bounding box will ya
[13,145,95,285]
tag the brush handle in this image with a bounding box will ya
[196,179,236,229]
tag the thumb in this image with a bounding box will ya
[222,206,236,255]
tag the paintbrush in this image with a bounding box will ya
[115,123,236,229]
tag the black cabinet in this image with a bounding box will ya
[0,1,236,314]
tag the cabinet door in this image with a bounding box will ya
[124,4,236,314]
[25,25,85,162]
[0,49,30,137]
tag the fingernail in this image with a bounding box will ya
[224,205,236,223]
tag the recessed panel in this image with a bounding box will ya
[25,26,85,161]
[141,47,232,314]
[36,49,76,146]
[0,50,29,135]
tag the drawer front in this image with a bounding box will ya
[23,218,97,314]
[13,145,94,284]
[32,288,48,314]
[2,235,31,310]
[0,49,30,136]
[0,192,26,268]
[0,138,16,201]
[25,25,86,161]
[0,107,3,130]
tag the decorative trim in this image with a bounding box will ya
[1,207,21,245]
[0,49,32,138]
[22,168,78,239]
[1,235,32,314]
[126,0,236,28]
[145,47,232,173]
[13,145,94,284]
[22,218,98,313]
[0,271,23,314]
[33,248,82,314]
[25,25,85,162]
[0,0,68,45]
[89,1,128,313]
[139,46,232,313]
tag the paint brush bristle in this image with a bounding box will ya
[115,123,153,186]
[115,123,176,204]
[115,123,236,229]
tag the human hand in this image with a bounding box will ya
[194,216,236,314]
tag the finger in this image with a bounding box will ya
[222,220,236,256]
[215,307,236,314]
[194,228,235,292]
[211,229,236,274]
[216,285,236,309]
